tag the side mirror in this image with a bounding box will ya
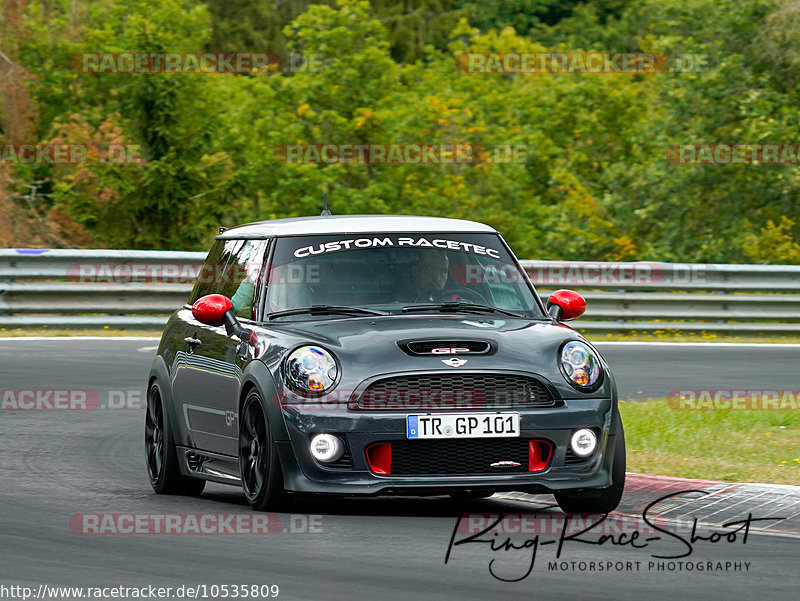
[547,289,586,321]
[192,294,256,344]
[192,294,232,326]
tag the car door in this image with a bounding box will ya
[174,238,269,457]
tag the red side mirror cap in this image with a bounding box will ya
[547,289,586,321]
[192,294,233,326]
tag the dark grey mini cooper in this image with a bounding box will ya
[146,215,625,513]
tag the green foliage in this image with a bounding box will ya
[203,0,332,55]
[742,217,800,263]
[203,0,463,64]
[0,0,798,262]
[454,0,580,35]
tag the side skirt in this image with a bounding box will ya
[176,446,242,486]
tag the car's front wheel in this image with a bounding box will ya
[145,382,205,496]
[239,390,285,511]
[554,414,626,514]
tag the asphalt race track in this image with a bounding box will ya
[1,338,797,600]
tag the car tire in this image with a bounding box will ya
[145,381,206,496]
[239,390,285,511]
[554,414,626,514]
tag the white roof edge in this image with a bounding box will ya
[217,215,497,238]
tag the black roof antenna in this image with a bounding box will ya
[320,193,332,216]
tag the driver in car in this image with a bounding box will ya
[412,251,464,303]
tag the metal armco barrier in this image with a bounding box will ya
[523,260,800,333]
[0,249,204,329]
[0,249,798,332]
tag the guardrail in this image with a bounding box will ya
[519,260,800,333]
[1,249,799,333]
[0,249,203,329]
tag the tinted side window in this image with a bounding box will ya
[188,239,268,319]
[188,240,229,304]
[220,240,269,320]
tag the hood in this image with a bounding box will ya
[253,314,611,400]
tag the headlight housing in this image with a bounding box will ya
[285,346,338,394]
[559,341,602,391]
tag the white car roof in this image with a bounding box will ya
[216,215,497,239]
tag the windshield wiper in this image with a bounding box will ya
[267,305,388,320]
[401,302,525,318]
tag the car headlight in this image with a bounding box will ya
[560,341,602,390]
[285,346,338,394]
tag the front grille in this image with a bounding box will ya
[390,438,535,475]
[358,373,558,410]
[402,340,491,355]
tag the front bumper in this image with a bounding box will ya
[275,397,619,495]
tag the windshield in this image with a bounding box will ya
[263,233,544,318]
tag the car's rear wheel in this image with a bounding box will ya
[554,414,626,514]
[145,382,205,496]
[239,390,285,511]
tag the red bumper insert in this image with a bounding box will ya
[366,442,392,475]
[528,440,553,472]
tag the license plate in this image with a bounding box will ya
[406,413,520,439]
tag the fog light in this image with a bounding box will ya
[570,429,597,457]
[310,434,343,463]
